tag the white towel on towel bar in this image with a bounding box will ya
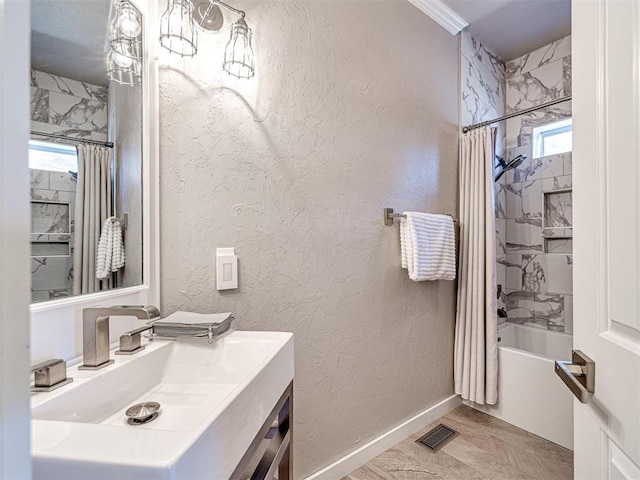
[400,212,456,281]
[96,216,125,280]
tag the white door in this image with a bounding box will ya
[571,0,640,478]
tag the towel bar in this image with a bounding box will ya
[384,207,457,226]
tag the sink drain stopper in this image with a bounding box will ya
[125,401,160,426]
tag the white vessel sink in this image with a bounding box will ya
[31,330,294,479]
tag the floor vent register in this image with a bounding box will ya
[415,424,459,453]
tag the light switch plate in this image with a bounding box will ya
[216,247,238,290]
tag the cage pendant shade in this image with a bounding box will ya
[108,50,142,86]
[109,0,142,86]
[222,18,254,79]
[160,0,197,56]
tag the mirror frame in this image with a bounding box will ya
[30,0,160,363]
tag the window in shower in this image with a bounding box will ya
[532,118,572,158]
[28,140,77,172]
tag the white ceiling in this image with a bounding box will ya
[442,0,571,61]
[31,0,112,87]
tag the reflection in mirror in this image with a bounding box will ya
[30,0,143,303]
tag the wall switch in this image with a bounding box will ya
[216,247,238,290]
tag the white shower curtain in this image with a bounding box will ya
[454,126,499,405]
[73,144,113,295]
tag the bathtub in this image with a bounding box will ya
[467,323,574,450]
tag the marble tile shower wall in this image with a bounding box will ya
[30,169,77,302]
[29,70,102,301]
[30,70,108,142]
[460,31,505,127]
[460,31,509,322]
[499,36,573,333]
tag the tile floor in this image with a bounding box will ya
[342,405,573,480]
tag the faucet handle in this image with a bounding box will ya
[31,359,73,392]
[115,325,153,355]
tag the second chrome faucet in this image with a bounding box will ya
[80,305,161,370]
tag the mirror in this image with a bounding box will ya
[30,0,143,303]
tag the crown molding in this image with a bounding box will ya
[408,0,469,35]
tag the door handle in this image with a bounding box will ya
[554,350,595,404]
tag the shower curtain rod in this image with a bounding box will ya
[30,131,114,148]
[462,95,572,133]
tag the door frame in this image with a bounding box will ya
[0,0,32,477]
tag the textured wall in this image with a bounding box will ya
[158,1,458,477]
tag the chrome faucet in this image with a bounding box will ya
[80,305,161,370]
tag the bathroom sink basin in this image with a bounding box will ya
[31,330,294,479]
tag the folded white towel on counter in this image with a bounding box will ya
[154,311,233,326]
[96,216,125,279]
[400,212,456,281]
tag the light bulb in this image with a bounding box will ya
[113,51,133,68]
[117,4,141,38]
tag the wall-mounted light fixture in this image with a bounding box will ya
[159,0,255,79]
[108,0,143,86]
[159,0,198,56]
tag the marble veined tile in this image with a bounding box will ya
[33,70,82,97]
[562,57,572,97]
[31,241,70,256]
[506,60,565,113]
[520,180,543,218]
[31,188,75,208]
[505,183,522,218]
[461,32,505,126]
[31,256,72,291]
[542,174,572,191]
[500,254,523,291]
[91,132,109,142]
[495,182,506,219]
[49,172,78,193]
[534,292,565,331]
[31,233,72,243]
[31,201,70,234]
[496,218,506,254]
[30,169,49,190]
[521,254,545,292]
[542,227,572,238]
[506,36,571,77]
[519,175,571,220]
[505,117,522,149]
[505,291,547,329]
[539,254,573,295]
[48,91,107,133]
[31,120,97,142]
[563,152,572,175]
[507,153,566,183]
[506,218,542,254]
[544,191,572,227]
[497,255,506,292]
[30,87,49,123]
[545,237,572,254]
[32,70,106,102]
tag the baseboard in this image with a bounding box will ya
[304,394,461,480]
